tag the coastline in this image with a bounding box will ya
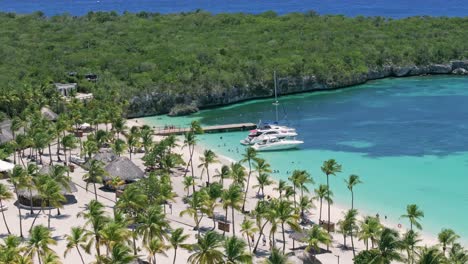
[133,116,465,263]
[128,64,468,118]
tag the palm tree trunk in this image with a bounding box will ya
[253,221,268,253]
[326,174,330,234]
[14,187,23,237]
[242,161,251,212]
[56,136,62,161]
[172,248,178,264]
[132,225,137,255]
[76,246,85,264]
[64,146,67,165]
[319,198,323,223]
[30,208,42,231]
[95,236,101,257]
[231,207,236,237]
[37,253,42,264]
[48,144,53,165]
[351,232,356,258]
[206,166,210,184]
[93,183,98,201]
[48,207,51,229]
[0,200,11,234]
[282,222,286,253]
[223,207,228,236]
[351,190,354,209]
[29,189,34,214]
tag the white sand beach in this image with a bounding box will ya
[0,118,443,264]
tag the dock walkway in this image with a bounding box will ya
[154,123,257,136]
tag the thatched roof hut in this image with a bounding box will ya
[0,120,14,144]
[17,180,78,206]
[104,157,144,182]
[40,107,58,121]
[82,149,116,170]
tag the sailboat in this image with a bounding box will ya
[242,71,304,151]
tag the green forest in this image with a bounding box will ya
[0,11,467,116]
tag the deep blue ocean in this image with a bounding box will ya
[0,0,467,18]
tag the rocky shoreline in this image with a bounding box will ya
[127,60,468,117]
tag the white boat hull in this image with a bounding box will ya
[252,140,304,151]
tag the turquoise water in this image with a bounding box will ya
[143,76,468,241]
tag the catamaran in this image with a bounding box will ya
[241,71,304,150]
[252,135,304,151]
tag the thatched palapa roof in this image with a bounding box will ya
[40,107,58,121]
[17,181,78,199]
[0,120,14,144]
[82,149,117,170]
[104,156,144,182]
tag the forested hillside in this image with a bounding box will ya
[0,11,467,116]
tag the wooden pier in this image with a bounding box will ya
[154,123,257,136]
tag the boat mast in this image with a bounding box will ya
[273,71,279,123]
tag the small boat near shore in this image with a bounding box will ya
[252,136,304,151]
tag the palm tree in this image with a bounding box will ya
[169,228,191,264]
[183,132,197,180]
[298,196,314,222]
[41,252,61,264]
[27,225,57,264]
[180,190,207,231]
[321,159,342,234]
[342,209,359,257]
[61,134,78,165]
[358,216,383,250]
[0,183,13,234]
[372,228,403,263]
[221,184,244,236]
[417,246,446,264]
[188,231,224,264]
[314,184,332,224]
[49,164,71,215]
[111,139,127,157]
[78,200,109,258]
[83,159,107,201]
[253,173,273,199]
[125,127,140,160]
[240,218,259,253]
[447,243,468,263]
[9,165,27,237]
[264,247,291,264]
[229,162,247,188]
[274,180,288,200]
[145,238,169,264]
[402,229,421,264]
[140,125,154,153]
[437,228,459,254]
[252,200,271,253]
[183,176,195,197]
[64,227,89,264]
[198,149,218,184]
[304,225,332,260]
[97,243,136,264]
[224,236,253,264]
[137,205,170,246]
[38,179,66,229]
[241,147,257,212]
[214,164,230,185]
[83,139,98,161]
[275,200,300,253]
[0,235,28,263]
[115,184,148,255]
[345,174,362,210]
[401,204,424,231]
[25,163,38,215]
[99,220,131,253]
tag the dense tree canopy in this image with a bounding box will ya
[0,11,466,116]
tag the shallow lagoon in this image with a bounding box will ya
[143,76,468,241]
